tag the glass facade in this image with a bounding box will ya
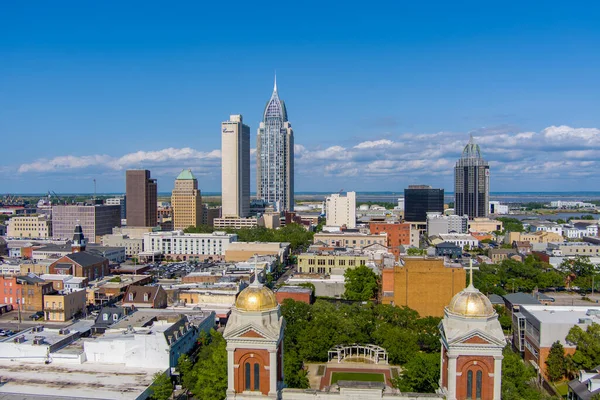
[454,136,489,219]
[404,186,444,222]
[256,78,294,212]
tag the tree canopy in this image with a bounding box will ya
[474,255,565,295]
[566,322,600,371]
[343,265,379,301]
[393,352,440,392]
[496,217,525,234]
[545,341,566,382]
[501,347,549,400]
[280,299,442,389]
[180,329,228,400]
[150,372,173,400]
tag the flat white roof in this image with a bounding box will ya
[521,305,600,325]
[0,359,161,399]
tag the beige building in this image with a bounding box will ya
[213,217,258,229]
[297,252,368,274]
[44,289,87,322]
[225,242,290,263]
[7,215,52,239]
[171,169,203,230]
[222,114,250,218]
[313,232,387,250]
[467,217,503,233]
[325,192,356,228]
[101,233,143,257]
[507,230,563,244]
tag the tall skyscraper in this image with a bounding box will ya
[256,76,294,212]
[172,169,203,230]
[126,170,157,227]
[404,185,444,222]
[454,136,490,219]
[222,115,250,218]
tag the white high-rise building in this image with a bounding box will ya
[222,115,250,218]
[325,191,356,229]
[256,76,294,212]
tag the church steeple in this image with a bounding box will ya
[71,222,86,253]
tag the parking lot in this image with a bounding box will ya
[146,261,198,279]
[546,292,600,306]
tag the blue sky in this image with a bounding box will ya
[2,1,600,194]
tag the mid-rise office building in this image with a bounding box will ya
[126,170,157,227]
[256,77,294,212]
[427,212,468,236]
[222,115,250,218]
[404,185,444,222]
[325,191,356,228]
[105,196,126,219]
[6,215,52,239]
[52,204,121,243]
[172,169,202,230]
[455,136,490,219]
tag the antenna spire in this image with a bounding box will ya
[274,72,277,92]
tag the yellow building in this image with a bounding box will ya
[381,257,466,317]
[467,218,503,233]
[7,215,52,239]
[297,252,368,274]
[44,289,87,322]
[507,231,563,244]
[313,232,387,249]
[225,242,290,263]
[172,169,203,230]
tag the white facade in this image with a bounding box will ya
[427,212,468,236]
[143,230,237,256]
[214,217,259,229]
[222,115,250,218]
[488,201,509,215]
[439,233,479,250]
[550,200,595,209]
[325,192,356,229]
[528,221,563,236]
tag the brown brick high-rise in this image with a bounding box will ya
[126,170,157,227]
[381,256,466,317]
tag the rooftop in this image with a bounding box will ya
[521,305,600,325]
[176,169,196,180]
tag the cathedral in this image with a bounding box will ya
[223,266,505,400]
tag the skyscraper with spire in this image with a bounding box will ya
[454,135,490,219]
[256,76,294,212]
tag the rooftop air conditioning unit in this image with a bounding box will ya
[13,336,25,343]
[59,328,70,335]
[33,338,44,345]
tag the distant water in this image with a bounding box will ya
[7,191,600,205]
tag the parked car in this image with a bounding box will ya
[28,311,44,320]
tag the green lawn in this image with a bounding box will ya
[554,381,569,396]
[330,372,385,385]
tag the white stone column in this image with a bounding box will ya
[493,356,503,400]
[447,355,458,400]
[227,349,235,392]
[268,349,277,395]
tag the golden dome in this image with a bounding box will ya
[235,284,278,312]
[447,285,495,318]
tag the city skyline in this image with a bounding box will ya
[2,2,600,193]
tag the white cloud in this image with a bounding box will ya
[13,125,600,191]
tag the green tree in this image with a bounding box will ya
[501,346,545,400]
[178,354,195,390]
[150,371,173,400]
[560,256,596,278]
[566,323,600,371]
[497,217,524,234]
[343,265,379,301]
[545,341,566,382]
[191,330,228,400]
[393,352,440,392]
[184,224,215,233]
[407,247,425,256]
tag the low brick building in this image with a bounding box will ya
[0,274,55,312]
[369,222,413,257]
[49,252,110,281]
[44,289,87,322]
[122,285,167,309]
[275,286,313,304]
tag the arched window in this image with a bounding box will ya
[245,363,251,390]
[476,370,482,399]
[466,370,473,398]
[254,363,260,391]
